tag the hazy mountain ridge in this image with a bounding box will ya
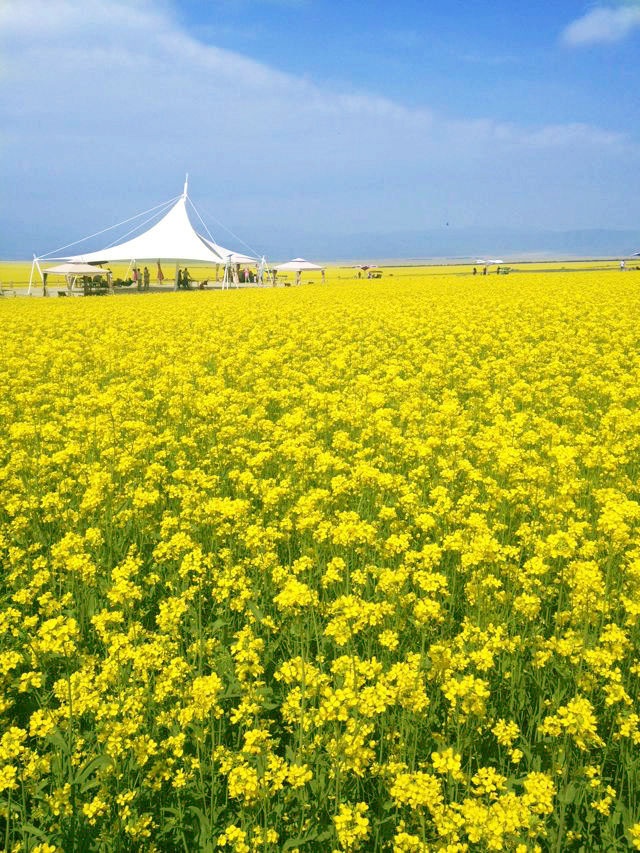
[251,227,640,263]
[2,224,637,264]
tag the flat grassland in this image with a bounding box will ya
[0,258,633,292]
[1,270,640,851]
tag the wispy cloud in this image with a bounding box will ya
[0,0,638,255]
[562,3,640,46]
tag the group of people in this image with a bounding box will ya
[473,266,494,275]
[176,268,192,289]
[129,264,192,289]
[128,262,330,291]
[132,266,151,290]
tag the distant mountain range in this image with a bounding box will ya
[251,227,640,264]
[2,225,638,265]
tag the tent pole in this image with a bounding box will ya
[258,256,268,286]
[27,256,36,296]
[36,258,45,296]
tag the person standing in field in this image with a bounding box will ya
[133,266,140,289]
[157,261,164,284]
[143,266,150,291]
[183,267,191,289]
[177,269,183,289]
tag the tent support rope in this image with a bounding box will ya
[38,195,182,259]
[186,197,262,261]
[100,199,178,250]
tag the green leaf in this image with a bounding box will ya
[73,754,113,789]
[557,781,580,804]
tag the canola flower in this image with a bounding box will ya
[0,270,640,850]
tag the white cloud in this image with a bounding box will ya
[562,5,640,46]
[0,0,638,255]
[0,0,169,36]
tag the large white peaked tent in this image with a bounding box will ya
[69,194,227,266]
[29,178,260,293]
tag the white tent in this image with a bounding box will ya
[274,258,324,271]
[29,178,261,293]
[43,262,110,275]
[199,236,256,266]
[42,262,112,296]
[69,195,226,269]
[198,235,260,287]
[274,257,325,286]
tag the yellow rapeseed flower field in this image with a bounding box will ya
[1,270,640,851]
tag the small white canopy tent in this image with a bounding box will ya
[274,257,325,285]
[274,258,324,271]
[29,178,261,293]
[44,262,111,276]
[42,262,113,296]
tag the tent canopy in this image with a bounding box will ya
[43,262,109,276]
[28,180,264,295]
[68,196,229,265]
[274,257,324,271]
[200,236,257,265]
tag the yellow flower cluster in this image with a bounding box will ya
[1,269,639,849]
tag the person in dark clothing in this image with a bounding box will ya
[182,268,191,289]
[177,269,183,289]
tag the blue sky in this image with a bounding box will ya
[1,0,639,259]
